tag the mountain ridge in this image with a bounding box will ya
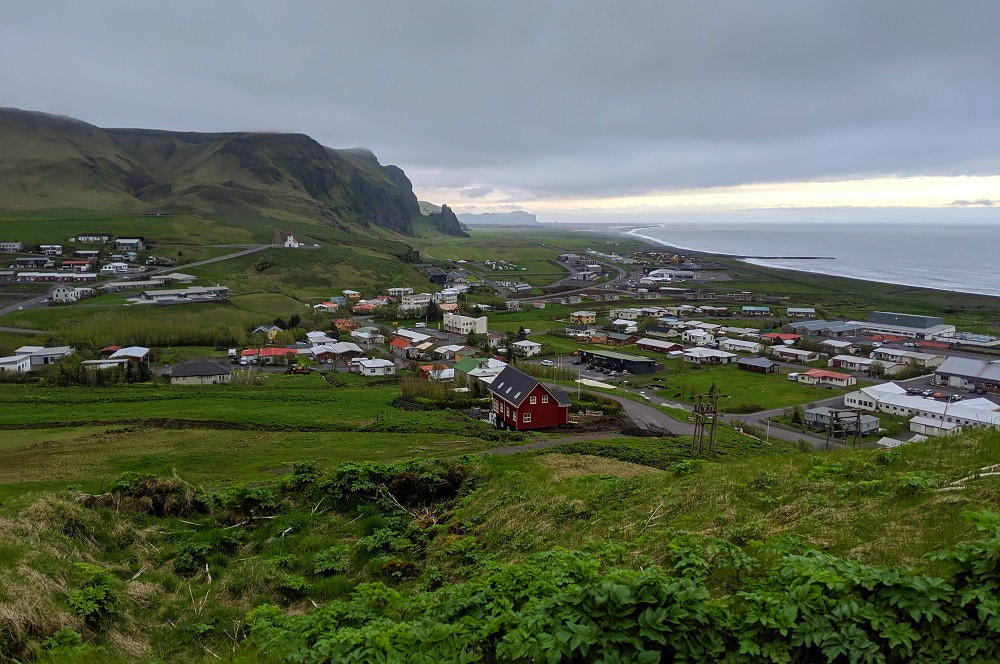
[0,108,465,236]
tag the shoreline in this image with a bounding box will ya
[622,226,1000,299]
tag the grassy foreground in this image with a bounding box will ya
[1,418,998,661]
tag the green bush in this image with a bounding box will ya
[65,563,119,630]
[247,512,1000,662]
[313,546,351,576]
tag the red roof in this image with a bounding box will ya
[260,347,296,358]
[241,349,257,357]
[390,337,412,349]
[762,333,801,341]
[803,368,851,380]
[100,345,122,353]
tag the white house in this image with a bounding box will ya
[871,348,945,369]
[387,287,413,298]
[512,340,542,357]
[355,358,396,376]
[443,313,488,335]
[682,329,714,346]
[13,345,75,368]
[400,293,433,310]
[100,262,131,274]
[718,338,762,354]
[796,369,856,388]
[109,346,151,364]
[769,346,820,363]
[115,238,145,251]
[0,354,31,374]
[609,308,644,320]
[610,319,640,334]
[49,285,81,303]
[433,289,460,304]
[683,348,737,365]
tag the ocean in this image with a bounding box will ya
[627,220,1000,297]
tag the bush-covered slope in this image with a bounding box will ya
[2,429,999,662]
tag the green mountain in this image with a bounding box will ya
[0,108,461,236]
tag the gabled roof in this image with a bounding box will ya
[109,346,150,360]
[171,359,231,378]
[802,368,852,380]
[738,357,778,368]
[488,366,568,407]
[390,337,412,349]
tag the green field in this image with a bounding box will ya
[641,362,863,412]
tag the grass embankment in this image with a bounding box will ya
[3,427,999,662]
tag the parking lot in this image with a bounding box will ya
[892,373,1000,406]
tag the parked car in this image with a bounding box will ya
[539,359,554,367]
[871,342,882,347]
[906,388,924,395]
[948,395,964,402]
[787,372,800,381]
[902,342,917,347]
[922,389,935,397]
[415,322,427,328]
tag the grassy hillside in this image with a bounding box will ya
[0,108,467,237]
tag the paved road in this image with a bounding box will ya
[0,325,44,334]
[0,294,48,317]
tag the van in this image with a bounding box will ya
[523,328,531,334]
[415,322,427,328]
[787,372,800,381]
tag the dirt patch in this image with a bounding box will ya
[541,453,662,481]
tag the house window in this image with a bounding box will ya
[541,395,549,404]
[530,396,537,405]
[523,413,531,423]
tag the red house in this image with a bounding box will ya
[487,366,570,431]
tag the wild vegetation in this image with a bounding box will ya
[1,426,999,662]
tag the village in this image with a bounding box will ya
[3,239,1000,451]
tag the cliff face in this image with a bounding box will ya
[427,204,469,237]
[0,108,458,236]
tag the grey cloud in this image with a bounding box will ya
[1,1,999,203]
[459,186,494,198]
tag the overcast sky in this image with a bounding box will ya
[2,1,999,219]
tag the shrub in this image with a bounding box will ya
[173,542,213,574]
[65,563,119,630]
[313,546,351,576]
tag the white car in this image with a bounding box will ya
[787,372,800,381]
[540,359,554,367]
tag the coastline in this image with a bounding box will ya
[622,225,1000,299]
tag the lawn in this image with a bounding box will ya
[643,363,862,412]
[0,374,528,500]
[0,424,500,501]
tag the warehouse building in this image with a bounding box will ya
[934,357,1000,392]
[579,349,657,374]
[860,312,955,339]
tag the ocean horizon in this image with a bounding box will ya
[625,220,1000,298]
